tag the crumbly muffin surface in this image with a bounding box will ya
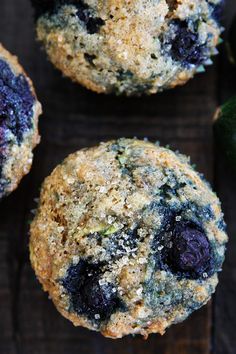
[0,44,41,199]
[32,0,223,95]
[30,139,227,338]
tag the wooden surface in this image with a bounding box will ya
[0,1,235,353]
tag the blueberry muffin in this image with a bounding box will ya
[30,138,227,338]
[0,44,42,200]
[31,0,223,95]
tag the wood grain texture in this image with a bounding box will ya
[0,0,235,353]
[213,1,236,353]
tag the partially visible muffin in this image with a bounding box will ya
[32,0,223,95]
[0,44,42,200]
[30,138,227,338]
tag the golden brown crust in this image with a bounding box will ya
[30,139,227,338]
[35,0,222,95]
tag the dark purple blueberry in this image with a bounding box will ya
[61,260,124,322]
[85,17,105,34]
[155,221,214,279]
[0,56,35,197]
[0,58,35,193]
[73,1,105,34]
[169,223,212,277]
[169,20,208,66]
[0,59,34,145]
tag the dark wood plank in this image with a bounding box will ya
[0,0,226,353]
[213,1,236,353]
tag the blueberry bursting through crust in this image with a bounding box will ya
[61,260,124,323]
[169,20,208,67]
[155,220,214,280]
[169,222,213,278]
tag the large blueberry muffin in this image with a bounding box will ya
[31,0,223,95]
[0,44,42,200]
[30,138,227,338]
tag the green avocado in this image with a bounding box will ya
[228,15,236,64]
[214,97,236,170]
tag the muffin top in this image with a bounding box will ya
[32,0,223,95]
[0,44,41,199]
[30,138,227,338]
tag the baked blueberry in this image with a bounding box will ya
[0,59,34,142]
[168,222,213,278]
[73,1,105,34]
[30,138,227,338]
[0,44,41,200]
[169,21,207,66]
[62,260,123,321]
[31,0,223,95]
